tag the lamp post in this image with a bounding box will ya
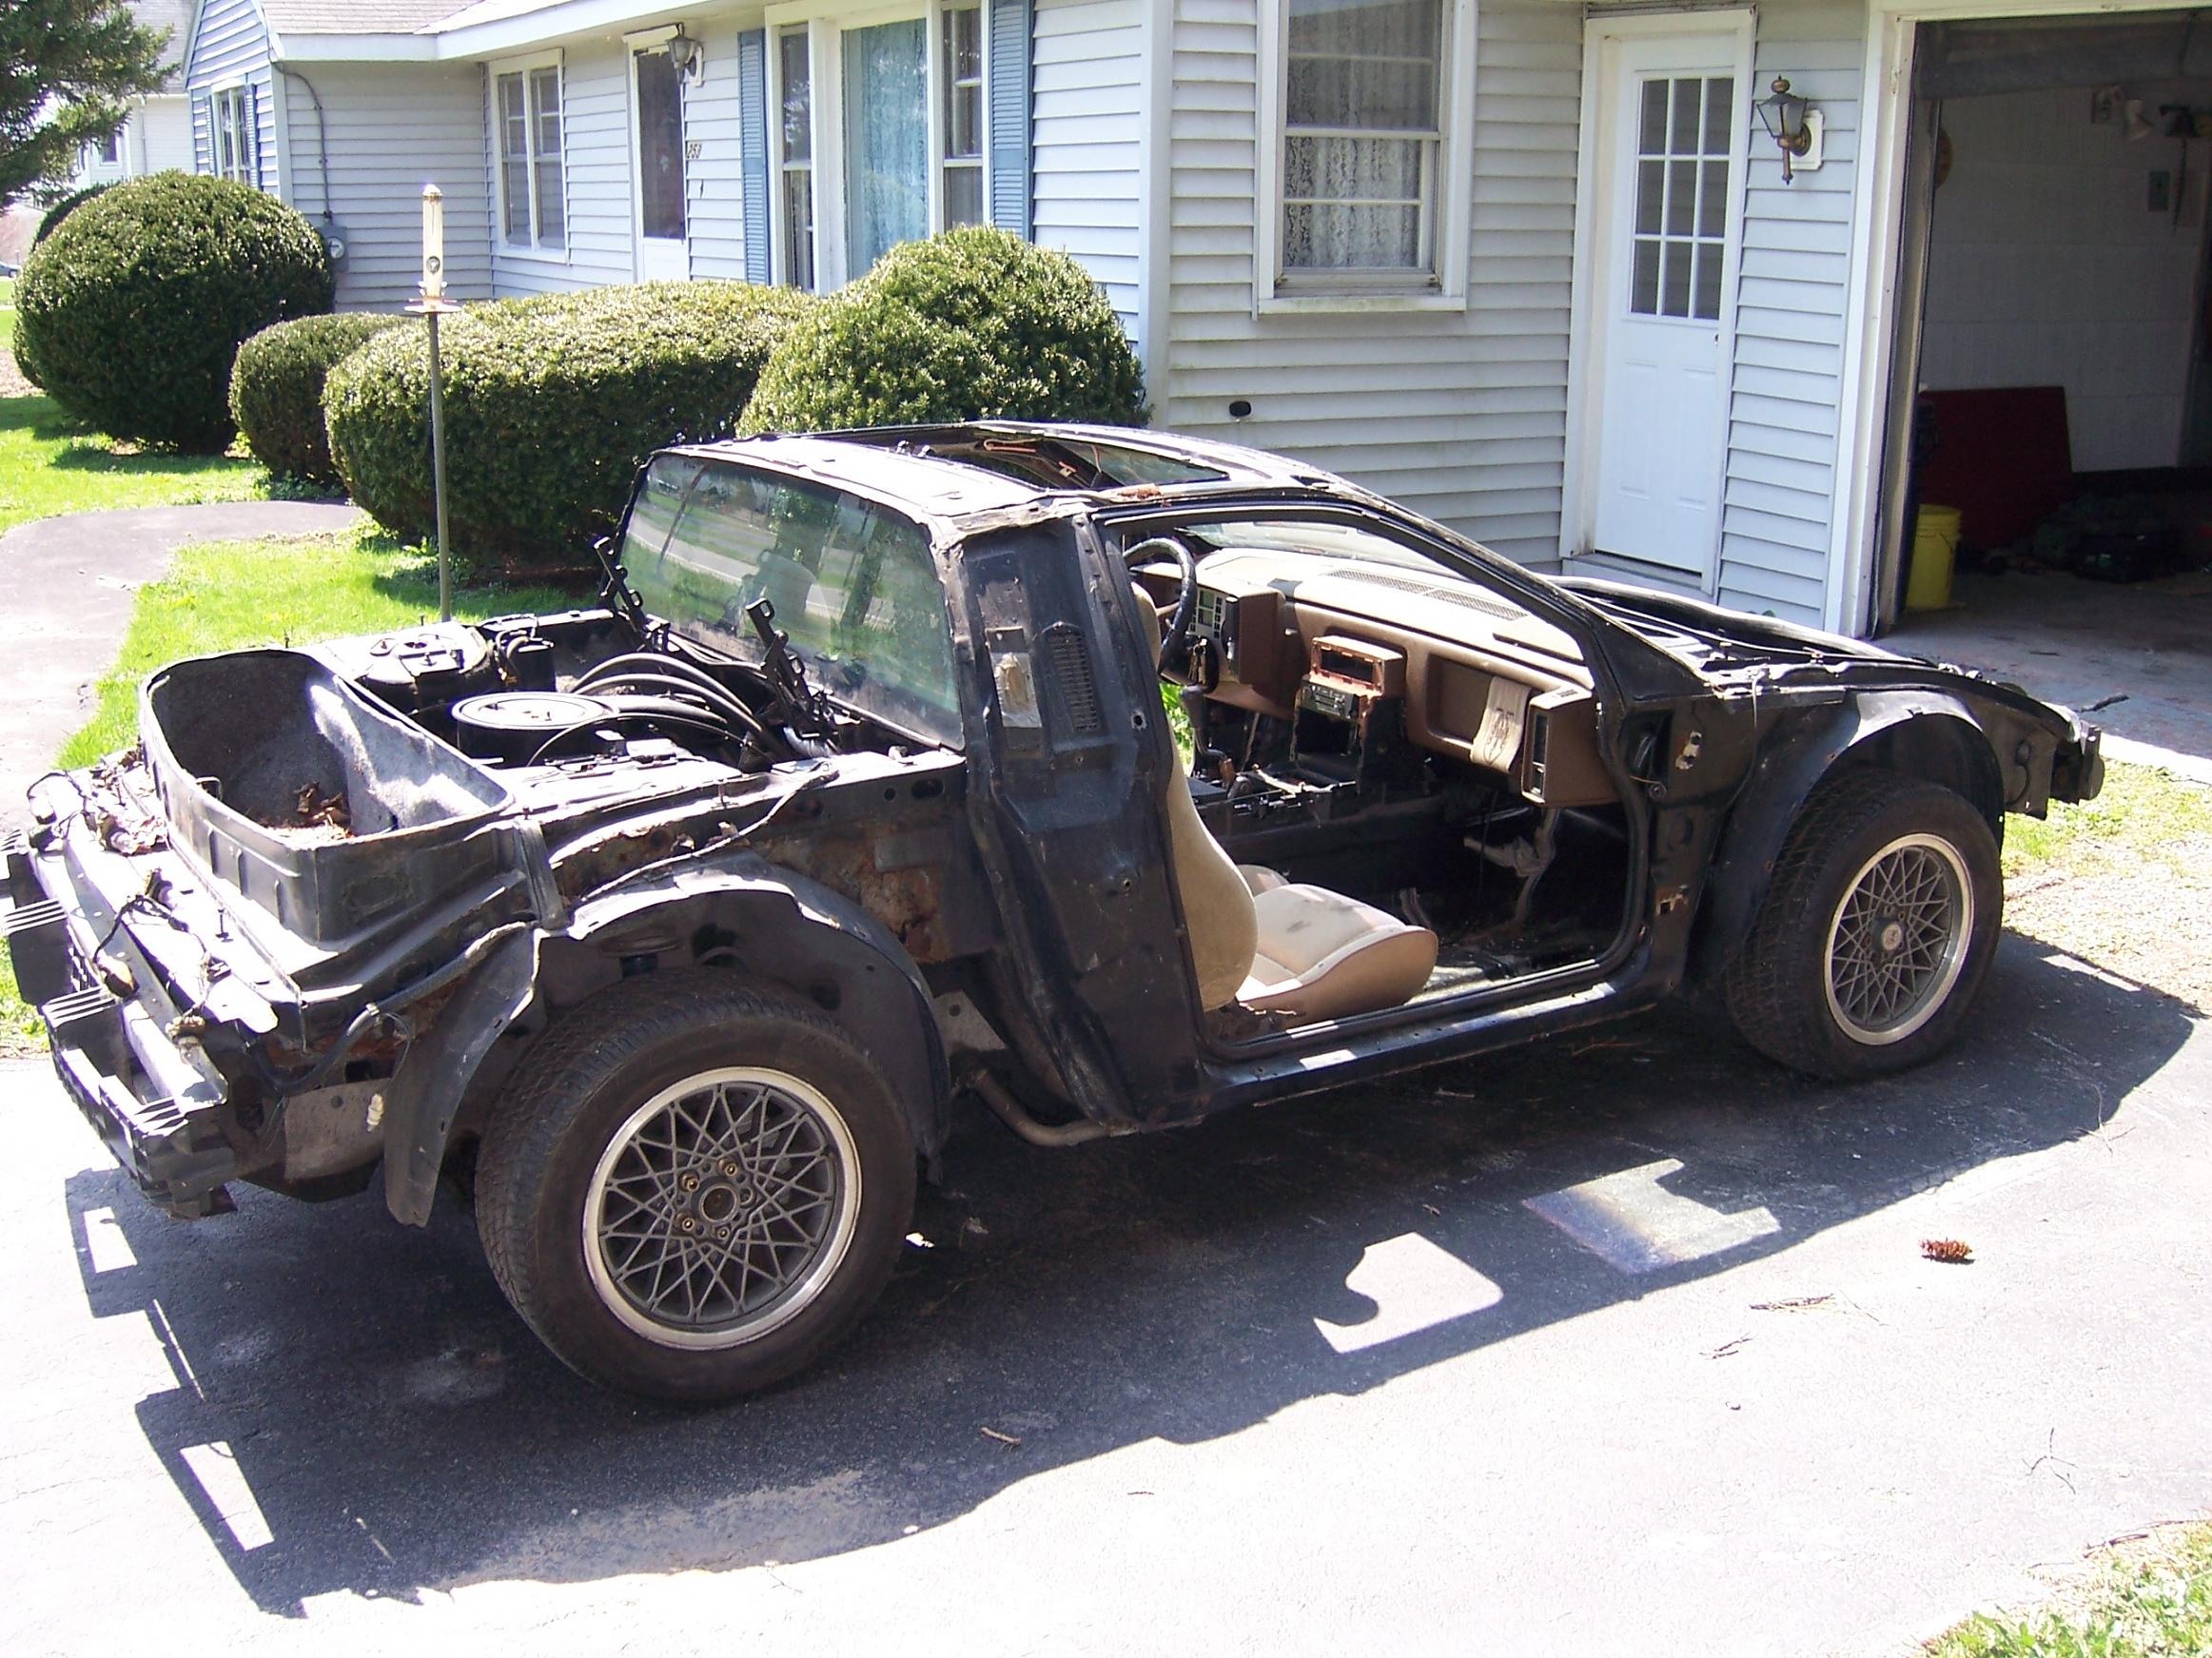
[404,184,463,620]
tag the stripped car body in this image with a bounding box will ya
[3,422,2101,1398]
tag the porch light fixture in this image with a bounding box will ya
[1754,77,1825,183]
[667,26,704,81]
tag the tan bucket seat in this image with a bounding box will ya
[1130,587,1438,1023]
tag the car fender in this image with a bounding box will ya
[1687,689,2003,987]
[381,854,949,1227]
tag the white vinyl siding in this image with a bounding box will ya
[491,37,635,295]
[684,25,749,279]
[1031,0,1144,333]
[280,63,493,310]
[1164,0,1579,563]
[186,0,278,193]
[1716,0,1862,623]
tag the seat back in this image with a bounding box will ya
[1130,587,1259,1008]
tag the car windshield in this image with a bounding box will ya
[618,454,963,747]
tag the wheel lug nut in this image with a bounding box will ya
[680,1174,700,1191]
[679,1216,695,1231]
[715,1226,730,1239]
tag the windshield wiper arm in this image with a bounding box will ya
[744,598,835,742]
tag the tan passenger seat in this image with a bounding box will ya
[1129,586,1438,1023]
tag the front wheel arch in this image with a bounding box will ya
[1687,696,2005,991]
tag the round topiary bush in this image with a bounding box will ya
[739,226,1145,435]
[325,280,812,571]
[229,312,403,487]
[14,172,333,451]
[33,182,112,245]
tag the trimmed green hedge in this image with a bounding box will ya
[13,172,333,452]
[33,183,112,245]
[325,281,812,570]
[740,226,1145,435]
[229,313,403,487]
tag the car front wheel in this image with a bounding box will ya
[475,972,916,1402]
[1724,772,2002,1080]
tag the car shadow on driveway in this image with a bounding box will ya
[59,933,2197,1617]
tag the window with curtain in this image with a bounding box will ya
[770,2,1001,291]
[495,61,566,251]
[1279,0,1447,284]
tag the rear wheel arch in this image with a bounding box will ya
[422,865,951,1221]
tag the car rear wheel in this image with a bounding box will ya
[475,972,915,1402]
[1724,772,2002,1080]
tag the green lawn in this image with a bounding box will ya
[0,393,265,536]
[0,528,571,1050]
[1926,1524,2212,1656]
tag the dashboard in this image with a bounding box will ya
[1142,547,1615,809]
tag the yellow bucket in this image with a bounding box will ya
[1908,504,1962,611]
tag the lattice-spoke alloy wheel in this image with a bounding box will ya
[583,1067,862,1350]
[1822,833,1974,1046]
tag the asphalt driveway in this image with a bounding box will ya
[2,932,2205,1657]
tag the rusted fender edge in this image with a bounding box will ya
[381,855,949,1227]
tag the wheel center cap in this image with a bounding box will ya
[696,1182,741,1225]
[1878,919,1907,953]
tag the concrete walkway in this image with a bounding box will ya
[1889,568,2212,783]
[0,500,361,833]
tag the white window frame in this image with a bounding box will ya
[764,0,991,292]
[490,51,569,260]
[211,83,256,185]
[1254,0,1478,314]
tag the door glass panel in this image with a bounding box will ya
[1627,73,1732,321]
[636,47,685,243]
[843,18,928,279]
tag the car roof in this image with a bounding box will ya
[663,422,1354,522]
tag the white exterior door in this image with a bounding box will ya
[1587,34,1747,581]
[632,43,690,281]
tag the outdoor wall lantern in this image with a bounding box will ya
[667,26,705,82]
[1754,77,1825,183]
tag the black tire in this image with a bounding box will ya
[476,972,916,1403]
[1724,771,2002,1080]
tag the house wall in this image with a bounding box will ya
[1032,0,1145,333]
[490,36,639,296]
[279,63,493,309]
[684,23,750,280]
[140,95,195,173]
[1919,81,2208,474]
[186,0,278,192]
[1716,0,1865,623]
[1157,0,1580,565]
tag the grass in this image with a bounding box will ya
[0,393,265,536]
[1925,1524,2212,1656]
[2004,762,2212,882]
[0,528,574,1052]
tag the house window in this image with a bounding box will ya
[1265,0,1474,300]
[942,3,984,228]
[779,26,816,287]
[97,127,122,166]
[770,2,993,291]
[1628,75,1732,322]
[212,86,255,185]
[495,59,566,251]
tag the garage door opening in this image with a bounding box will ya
[1875,10,2212,772]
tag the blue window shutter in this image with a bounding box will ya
[737,29,772,283]
[247,82,263,189]
[987,0,1031,238]
[191,92,210,174]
